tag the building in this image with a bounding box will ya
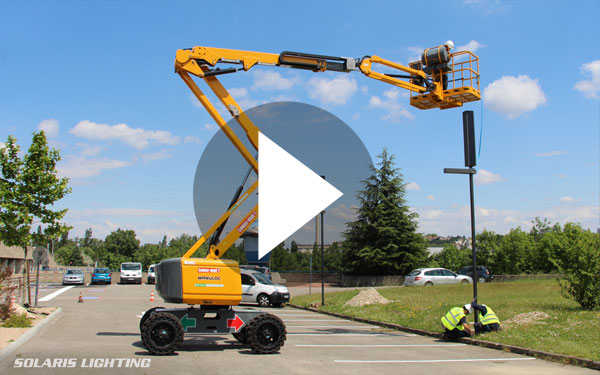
[0,242,34,274]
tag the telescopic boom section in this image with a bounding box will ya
[175,44,481,260]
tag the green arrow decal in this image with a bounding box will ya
[180,314,197,332]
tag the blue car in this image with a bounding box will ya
[91,268,112,285]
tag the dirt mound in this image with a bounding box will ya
[344,288,390,307]
[504,311,550,326]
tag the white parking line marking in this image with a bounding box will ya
[297,344,467,347]
[335,357,536,363]
[286,326,386,329]
[38,286,75,302]
[288,333,416,337]
[282,319,350,322]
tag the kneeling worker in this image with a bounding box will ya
[472,301,500,334]
[441,304,473,341]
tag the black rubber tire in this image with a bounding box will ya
[246,313,286,354]
[141,312,184,355]
[461,279,469,284]
[478,277,486,283]
[424,281,433,286]
[257,294,271,307]
[139,307,164,332]
[232,326,248,344]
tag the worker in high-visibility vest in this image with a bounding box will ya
[471,301,501,333]
[441,304,473,341]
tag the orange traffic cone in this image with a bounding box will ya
[10,294,17,305]
[78,292,83,303]
[149,290,155,302]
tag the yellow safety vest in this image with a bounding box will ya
[441,307,466,331]
[478,305,500,325]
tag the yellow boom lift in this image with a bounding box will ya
[140,42,480,355]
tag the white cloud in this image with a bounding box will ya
[462,0,507,15]
[140,148,172,163]
[415,203,599,236]
[184,135,202,144]
[37,119,59,138]
[405,182,421,190]
[474,169,503,185]
[253,71,299,91]
[427,195,435,201]
[560,196,574,203]
[58,156,130,178]
[457,40,485,53]
[534,150,566,157]
[483,75,547,119]
[204,123,218,131]
[368,88,414,122]
[406,46,424,63]
[574,60,600,99]
[76,142,102,157]
[70,120,180,149]
[229,87,249,97]
[557,174,567,179]
[307,76,357,105]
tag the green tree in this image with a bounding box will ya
[476,230,502,271]
[134,243,161,270]
[551,223,600,309]
[0,132,71,305]
[431,245,470,271]
[54,243,84,266]
[343,149,427,275]
[495,228,533,274]
[104,229,139,260]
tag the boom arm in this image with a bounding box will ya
[177,44,480,260]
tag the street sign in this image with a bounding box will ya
[32,246,48,264]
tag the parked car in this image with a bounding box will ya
[403,268,472,287]
[91,268,112,285]
[63,269,84,285]
[120,262,142,284]
[240,265,271,280]
[458,265,493,283]
[147,264,156,284]
[241,269,289,307]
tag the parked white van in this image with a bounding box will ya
[241,269,290,307]
[120,262,142,284]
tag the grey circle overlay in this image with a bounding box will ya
[193,101,373,247]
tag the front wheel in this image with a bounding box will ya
[246,314,286,354]
[141,312,184,355]
[478,277,486,283]
[257,294,271,307]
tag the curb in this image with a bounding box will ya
[288,303,600,371]
[0,308,63,363]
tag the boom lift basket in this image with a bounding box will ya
[410,50,480,110]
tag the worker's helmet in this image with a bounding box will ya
[445,40,455,50]
[463,304,473,314]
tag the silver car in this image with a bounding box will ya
[63,269,85,285]
[403,268,472,286]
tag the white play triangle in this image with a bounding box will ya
[258,132,343,259]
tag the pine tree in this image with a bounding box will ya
[343,149,426,275]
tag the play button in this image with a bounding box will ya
[258,132,343,259]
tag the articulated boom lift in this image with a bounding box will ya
[140,42,480,355]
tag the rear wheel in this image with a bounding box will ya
[246,314,286,354]
[461,279,469,284]
[424,281,433,286]
[232,327,248,344]
[141,312,184,355]
[257,294,271,307]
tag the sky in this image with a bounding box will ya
[0,0,598,246]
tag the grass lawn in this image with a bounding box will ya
[291,279,600,361]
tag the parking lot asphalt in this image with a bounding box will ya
[0,283,595,374]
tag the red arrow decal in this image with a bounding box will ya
[227,314,245,332]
